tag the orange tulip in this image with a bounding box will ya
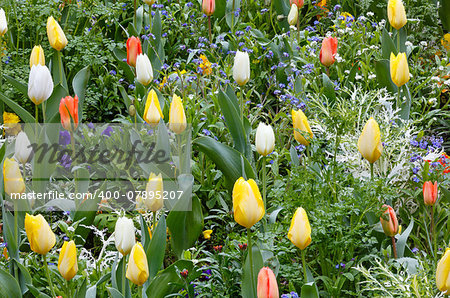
[423,181,438,206]
[126,37,142,68]
[319,37,338,67]
[290,0,304,8]
[380,205,399,237]
[257,267,279,298]
[59,95,79,131]
[202,0,215,16]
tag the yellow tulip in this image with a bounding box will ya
[203,230,213,240]
[232,177,265,229]
[437,248,450,294]
[144,173,164,212]
[30,45,45,68]
[387,0,407,30]
[25,213,56,255]
[442,33,450,52]
[358,118,383,164]
[46,16,68,51]
[58,240,78,281]
[3,158,25,196]
[288,207,311,250]
[143,89,164,125]
[390,52,410,87]
[169,94,187,134]
[126,242,149,286]
[292,109,313,146]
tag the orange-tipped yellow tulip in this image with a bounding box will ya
[292,109,313,146]
[387,0,407,30]
[380,205,399,237]
[58,240,78,281]
[358,118,383,164]
[169,94,187,134]
[437,248,450,294]
[390,52,410,87]
[3,158,25,195]
[288,207,311,250]
[143,89,164,125]
[144,172,164,211]
[25,213,56,255]
[47,16,68,51]
[30,45,45,68]
[232,177,265,229]
[126,242,149,286]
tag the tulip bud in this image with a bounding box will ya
[115,217,136,256]
[380,205,399,237]
[288,4,298,26]
[15,131,32,164]
[169,94,187,134]
[255,123,275,156]
[28,64,54,105]
[423,181,438,206]
[59,95,79,131]
[144,173,164,211]
[143,89,164,125]
[126,242,149,286]
[128,104,136,117]
[387,0,407,30]
[30,45,45,68]
[257,267,279,298]
[58,240,78,281]
[143,0,156,5]
[136,54,153,86]
[290,0,304,8]
[202,0,215,16]
[202,229,213,240]
[25,213,56,255]
[3,158,25,196]
[0,9,7,36]
[288,207,312,250]
[358,117,383,164]
[390,52,410,87]
[232,177,265,229]
[126,37,142,67]
[46,16,68,51]
[436,248,450,294]
[292,109,313,146]
[319,37,338,67]
[233,51,250,86]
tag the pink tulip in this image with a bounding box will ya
[202,0,215,16]
[319,37,338,67]
[257,267,279,298]
[290,0,304,9]
[423,181,438,206]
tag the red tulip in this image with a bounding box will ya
[423,181,438,206]
[59,95,79,131]
[257,267,279,298]
[290,0,304,9]
[319,37,338,67]
[202,0,215,16]
[380,205,399,237]
[126,37,142,68]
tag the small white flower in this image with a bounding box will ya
[355,74,363,80]
[367,12,374,17]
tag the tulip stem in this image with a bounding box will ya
[208,16,212,45]
[430,206,435,255]
[370,162,374,180]
[43,254,57,298]
[138,285,143,298]
[239,87,245,123]
[122,255,127,295]
[65,280,71,298]
[391,236,397,259]
[262,156,267,211]
[247,228,255,296]
[148,5,152,33]
[397,29,400,52]
[231,0,235,33]
[42,102,46,123]
[133,0,137,27]
[152,211,157,235]
[35,104,39,124]
[301,249,307,282]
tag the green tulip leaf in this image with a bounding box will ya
[322,73,336,104]
[72,66,90,123]
[4,75,28,96]
[25,283,51,298]
[50,49,68,90]
[241,243,263,298]
[301,282,320,298]
[45,84,69,124]
[396,217,414,258]
[0,268,22,298]
[147,213,167,279]
[381,28,397,59]
[399,84,411,120]
[0,92,35,123]
[439,0,450,32]
[374,59,398,93]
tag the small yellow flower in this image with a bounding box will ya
[3,112,21,136]
[203,229,213,240]
[199,55,212,76]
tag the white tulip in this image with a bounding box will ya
[288,4,299,26]
[255,123,275,156]
[15,131,32,164]
[28,64,54,105]
[136,54,153,86]
[0,9,7,36]
[114,217,136,256]
[233,51,250,86]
